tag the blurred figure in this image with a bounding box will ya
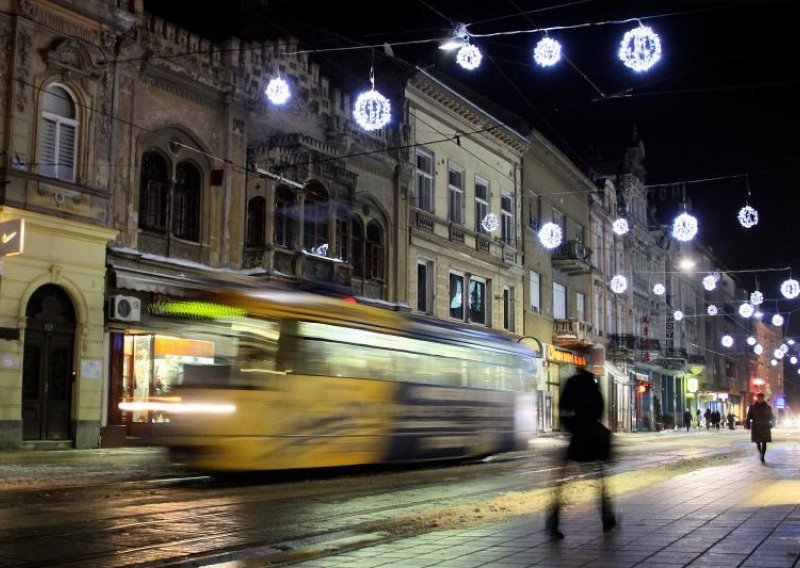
[704,408,712,430]
[546,369,615,539]
[683,408,692,432]
[727,412,736,430]
[746,392,774,463]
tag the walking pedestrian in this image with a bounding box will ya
[704,408,712,429]
[546,368,615,539]
[745,392,774,463]
[683,408,692,432]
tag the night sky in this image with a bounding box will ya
[144,0,800,329]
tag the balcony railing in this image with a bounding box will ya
[553,319,593,348]
[551,240,593,275]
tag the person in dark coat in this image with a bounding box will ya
[746,392,774,462]
[683,409,692,432]
[546,369,615,539]
[704,408,712,429]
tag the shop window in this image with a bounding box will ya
[38,84,78,182]
[475,178,489,233]
[352,218,364,278]
[415,149,434,212]
[449,273,464,320]
[469,277,487,325]
[448,164,464,224]
[501,193,514,244]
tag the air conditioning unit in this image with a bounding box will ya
[110,295,141,322]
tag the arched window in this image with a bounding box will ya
[138,151,169,232]
[335,208,351,262]
[303,185,329,251]
[366,222,385,280]
[274,186,295,248]
[246,196,266,247]
[39,84,78,182]
[352,218,364,278]
[172,161,201,241]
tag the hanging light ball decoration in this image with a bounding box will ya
[774,348,785,359]
[738,303,754,318]
[456,44,482,70]
[771,359,778,366]
[721,335,734,348]
[618,24,662,72]
[712,272,721,282]
[750,290,764,306]
[772,313,785,327]
[789,339,796,345]
[353,89,391,131]
[610,275,628,294]
[702,275,717,291]
[612,218,630,236]
[737,205,759,228]
[754,310,764,319]
[754,344,764,355]
[538,222,563,249]
[533,37,561,67]
[780,343,789,354]
[707,304,718,316]
[673,310,684,321]
[780,278,800,299]
[265,77,291,105]
[672,212,698,242]
[746,336,757,346]
[653,283,666,296]
[792,356,798,365]
[481,213,500,232]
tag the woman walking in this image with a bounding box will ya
[745,392,774,463]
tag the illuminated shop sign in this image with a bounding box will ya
[0,218,24,256]
[687,377,699,393]
[546,344,586,366]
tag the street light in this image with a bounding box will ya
[678,257,696,271]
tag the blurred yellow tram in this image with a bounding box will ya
[122,289,536,472]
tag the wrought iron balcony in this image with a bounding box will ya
[553,319,593,348]
[551,240,593,275]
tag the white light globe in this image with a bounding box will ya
[672,212,698,242]
[618,24,662,72]
[772,314,784,326]
[780,343,789,354]
[674,310,684,321]
[456,44,482,70]
[653,283,665,296]
[792,356,798,365]
[538,222,563,249]
[721,335,734,348]
[610,275,628,294]
[612,218,630,236]
[750,291,764,306]
[265,77,291,105]
[746,336,757,346]
[353,89,391,131]
[754,344,763,355]
[771,359,778,366]
[780,278,800,299]
[738,303,754,318]
[702,275,717,291]
[774,349,784,359]
[533,37,562,67]
[706,304,718,316]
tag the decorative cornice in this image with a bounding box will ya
[409,73,531,155]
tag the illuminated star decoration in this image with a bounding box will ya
[538,222,563,249]
[738,303,754,318]
[481,213,500,232]
[702,275,717,291]
[750,290,764,306]
[707,304,718,316]
[265,77,291,105]
[456,44,482,70]
[612,218,630,236]
[533,37,561,67]
[780,278,800,299]
[772,314,785,327]
[721,335,734,348]
[672,212,698,242]
[738,205,759,228]
[653,283,665,296]
[353,66,391,131]
[618,24,662,72]
[610,275,628,294]
[674,310,684,321]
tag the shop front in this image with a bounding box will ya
[543,343,587,432]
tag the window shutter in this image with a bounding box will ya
[57,123,76,181]
[39,119,57,178]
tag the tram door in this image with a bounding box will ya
[22,285,76,440]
